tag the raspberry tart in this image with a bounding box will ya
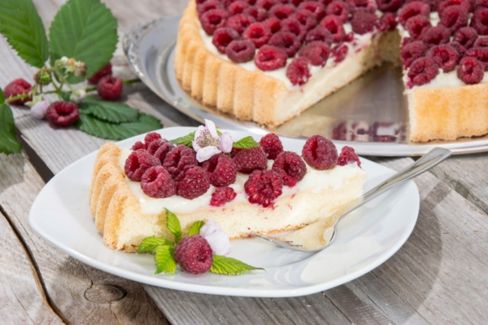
[175,0,488,142]
[90,124,365,251]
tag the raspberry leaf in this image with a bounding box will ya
[187,220,205,236]
[0,0,49,67]
[79,97,139,123]
[154,245,177,274]
[171,132,195,147]
[0,89,4,103]
[49,0,118,78]
[0,101,22,155]
[166,209,182,242]
[210,255,263,275]
[137,236,170,254]
[233,136,259,149]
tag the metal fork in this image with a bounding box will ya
[256,147,451,252]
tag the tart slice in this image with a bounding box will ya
[90,123,366,251]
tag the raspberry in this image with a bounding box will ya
[233,147,267,173]
[398,1,430,25]
[163,145,197,177]
[97,76,123,101]
[140,166,176,198]
[451,41,467,56]
[466,47,488,70]
[212,28,239,54]
[264,17,282,33]
[474,36,488,47]
[272,151,306,186]
[226,14,255,33]
[347,0,372,8]
[202,154,237,187]
[198,0,223,14]
[286,57,311,86]
[4,78,32,105]
[268,31,301,57]
[376,0,404,12]
[454,27,478,49]
[427,44,459,72]
[281,17,305,39]
[407,57,439,86]
[244,170,283,207]
[298,1,326,20]
[259,133,283,159]
[332,44,349,63]
[88,63,112,85]
[471,8,488,35]
[320,15,346,42]
[270,4,295,19]
[229,0,249,14]
[176,166,211,199]
[305,26,333,44]
[457,56,485,84]
[351,8,377,34]
[153,141,174,163]
[421,25,450,45]
[244,6,268,21]
[45,101,80,127]
[405,15,431,39]
[441,5,469,31]
[299,41,330,66]
[377,13,398,31]
[132,141,146,151]
[210,187,237,206]
[302,135,338,170]
[226,39,256,63]
[144,132,162,144]
[257,0,279,10]
[326,1,351,22]
[147,138,165,155]
[475,0,488,7]
[200,9,228,35]
[174,235,213,274]
[124,149,160,181]
[254,45,288,70]
[292,9,318,30]
[401,40,429,67]
[337,146,361,166]
[437,0,471,13]
[243,22,272,47]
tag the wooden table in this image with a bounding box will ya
[1,1,488,324]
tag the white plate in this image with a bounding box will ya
[29,127,420,297]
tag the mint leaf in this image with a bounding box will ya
[187,220,205,236]
[0,103,22,154]
[137,236,170,254]
[0,0,48,67]
[78,112,162,140]
[49,0,117,78]
[154,245,177,274]
[166,210,182,242]
[210,255,262,275]
[80,97,139,123]
[233,136,259,149]
[171,132,195,147]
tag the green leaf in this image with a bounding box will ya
[80,97,139,123]
[233,136,259,149]
[187,220,205,236]
[154,245,177,274]
[171,132,195,147]
[0,103,22,154]
[49,0,118,77]
[210,255,262,276]
[166,209,182,242]
[137,236,170,254]
[0,89,4,103]
[78,112,162,140]
[0,0,49,67]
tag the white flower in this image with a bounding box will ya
[200,220,230,256]
[192,119,233,162]
[30,100,50,120]
[70,88,86,102]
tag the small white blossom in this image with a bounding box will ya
[192,119,233,162]
[200,220,230,256]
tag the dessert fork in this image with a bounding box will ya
[257,147,451,252]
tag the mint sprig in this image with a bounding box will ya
[0,89,22,154]
[166,209,182,242]
[210,255,262,275]
[171,132,195,147]
[137,237,169,254]
[187,220,205,236]
[233,136,259,149]
[154,245,177,274]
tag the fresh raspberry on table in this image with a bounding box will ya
[407,57,440,87]
[337,146,361,167]
[243,22,272,48]
[202,154,237,187]
[427,44,459,72]
[377,13,397,32]
[454,27,478,49]
[280,17,305,39]
[233,147,267,173]
[299,41,330,66]
[229,0,249,15]
[405,15,431,39]
[226,14,255,34]
[244,6,268,22]
[398,1,431,25]
[97,76,123,101]
[163,145,197,177]
[471,8,488,35]
[200,9,228,35]
[210,186,237,206]
[254,45,287,70]
[466,47,488,70]
[144,132,162,144]
[4,78,32,105]
[305,26,333,44]
[268,31,301,57]
[376,0,404,12]
[226,39,256,63]
[272,151,306,187]
[298,1,326,20]
[292,9,318,30]
[421,25,450,45]
[286,57,311,86]
[244,169,283,207]
[176,166,211,199]
[457,56,485,84]
[320,15,346,43]
[124,149,160,182]
[140,166,176,198]
[302,135,338,170]
[270,4,295,20]
[326,1,350,22]
[213,27,240,53]
[401,40,429,67]
[263,17,282,34]
[440,5,469,31]
[259,133,283,159]
[351,8,377,34]
[174,235,213,274]
[88,63,112,85]
[437,0,471,14]
[45,101,80,127]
